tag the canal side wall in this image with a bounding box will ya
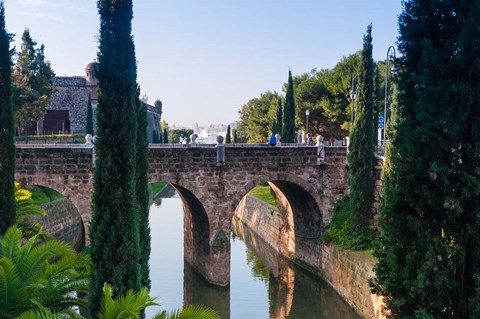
[235,195,385,319]
[20,198,84,250]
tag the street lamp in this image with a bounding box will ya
[349,76,357,124]
[382,45,397,147]
[305,109,310,135]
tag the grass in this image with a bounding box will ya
[151,182,167,196]
[29,186,65,205]
[248,185,278,207]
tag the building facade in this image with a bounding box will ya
[37,62,162,142]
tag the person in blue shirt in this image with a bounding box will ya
[268,133,277,146]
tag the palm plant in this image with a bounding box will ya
[0,225,91,317]
[14,181,47,238]
[96,283,220,319]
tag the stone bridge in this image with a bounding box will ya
[15,144,350,287]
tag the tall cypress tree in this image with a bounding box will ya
[0,2,15,234]
[372,2,480,318]
[282,70,295,143]
[89,0,140,316]
[225,125,231,143]
[135,87,151,290]
[347,24,375,237]
[232,128,238,144]
[163,127,168,144]
[86,95,94,135]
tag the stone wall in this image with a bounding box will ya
[21,198,84,250]
[234,195,281,251]
[235,194,385,319]
[48,77,90,134]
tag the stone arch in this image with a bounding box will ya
[170,183,210,258]
[231,172,323,268]
[14,181,86,250]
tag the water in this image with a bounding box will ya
[146,197,361,319]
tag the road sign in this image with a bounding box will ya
[378,114,384,129]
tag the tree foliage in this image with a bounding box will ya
[0,2,15,235]
[372,2,480,318]
[135,87,151,290]
[86,95,94,135]
[12,29,55,134]
[163,127,168,143]
[0,225,90,317]
[272,97,283,136]
[239,91,279,143]
[89,0,141,316]
[169,128,193,144]
[347,24,376,238]
[282,70,296,143]
[225,125,231,143]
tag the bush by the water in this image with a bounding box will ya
[323,194,374,250]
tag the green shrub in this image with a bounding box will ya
[248,185,278,207]
[323,194,374,250]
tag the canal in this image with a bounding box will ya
[145,197,361,319]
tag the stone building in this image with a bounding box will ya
[37,62,162,142]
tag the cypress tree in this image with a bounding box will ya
[86,95,94,135]
[275,97,283,135]
[89,0,140,316]
[347,24,375,238]
[372,2,480,318]
[282,70,295,143]
[232,128,238,144]
[163,127,168,144]
[0,2,15,234]
[135,87,151,290]
[225,125,231,143]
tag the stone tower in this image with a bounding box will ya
[85,62,98,105]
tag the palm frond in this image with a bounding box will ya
[151,305,220,319]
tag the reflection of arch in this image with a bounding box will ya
[169,183,210,260]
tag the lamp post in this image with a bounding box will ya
[383,45,397,147]
[349,76,357,124]
[305,109,310,136]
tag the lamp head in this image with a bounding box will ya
[391,64,398,78]
[305,109,310,116]
[349,90,356,100]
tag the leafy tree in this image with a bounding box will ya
[163,127,168,143]
[89,0,141,316]
[242,91,278,143]
[225,125,231,143]
[0,225,91,317]
[0,2,15,235]
[282,70,296,143]
[272,97,283,135]
[135,87,151,290]
[86,95,94,135]
[169,128,193,144]
[347,24,376,239]
[12,29,55,134]
[372,1,480,318]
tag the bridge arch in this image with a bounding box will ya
[230,172,323,268]
[15,180,86,250]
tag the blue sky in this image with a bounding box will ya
[5,0,402,128]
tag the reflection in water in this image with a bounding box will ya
[146,197,360,319]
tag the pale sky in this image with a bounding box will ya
[4,0,402,128]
